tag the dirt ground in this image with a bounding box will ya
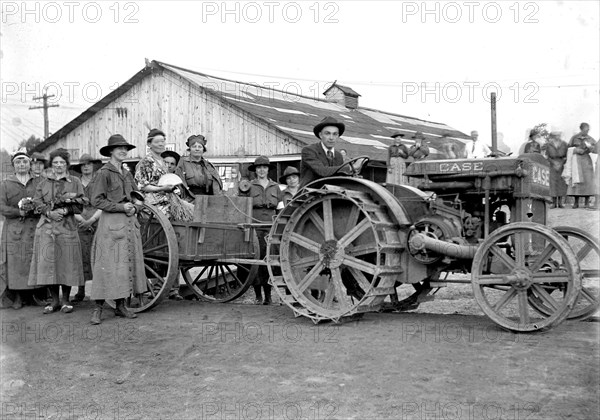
[1,208,599,420]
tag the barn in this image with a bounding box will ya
[34,60,470,183]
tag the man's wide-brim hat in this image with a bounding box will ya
[72,153,102,169]
[248,155,275,172]
[278,166,300,184]
[390,131,405,139]
[99,134,136,157]
[313,116,345,138]
[412,131,426,140]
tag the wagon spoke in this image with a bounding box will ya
[530,284,559,312]
[290,232,321,254]
[142,226,163,249]
[338,218,371,248]
[143,257,169,266]
[144,243,169,254]
[517,289,530,324]
[296,260,325,293]
[144,264,163,282]
[528,243,557,273]
[322,199,335,241]
[489,245,517,271]
[492,287,517,311]
[342,255,377,276]
[223,264,244,287]
[192,266,209,284]
[219,265,232,295]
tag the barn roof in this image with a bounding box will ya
[35,60,470,161]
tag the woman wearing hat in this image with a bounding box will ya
[71,154,103,302]
[387,132,409,184]
[28,148,87,314]
[88,134,147,324]
[240,156,284,305]
[29,152,48,179]
[567,123,597,209]
[175,135,222,197]
[543,132,568,208]
[134,129,177,217]
[0,151,43,309]
[279,166,300,205]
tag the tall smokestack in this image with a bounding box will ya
[491,92,498,155]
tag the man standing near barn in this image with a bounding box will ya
[300,116,350,188]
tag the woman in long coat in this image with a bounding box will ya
[567,123,597,208]
[89,134,147,324]
[543,133,568,208]
[28,149,87,314]
[240,156,283,305]
[71,154,103,302]
[0,152,42,309]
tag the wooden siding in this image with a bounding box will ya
[42,69,305,161]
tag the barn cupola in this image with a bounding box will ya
[323,81,361,110]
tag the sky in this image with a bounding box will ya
[1,0,599,154]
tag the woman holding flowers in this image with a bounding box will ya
[28,148,87,314]
[0,151,43,309]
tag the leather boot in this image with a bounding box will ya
[550,197,557,209]
[114,299,137,319]
[262,285,272,305]
[91,301,103,325]
[253,285,263,305]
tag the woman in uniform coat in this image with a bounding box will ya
[28,149,87,314]
[0,151,42,309]
[88,134,147,324]
[240,156,283,305]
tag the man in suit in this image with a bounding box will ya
[300,116,350,188]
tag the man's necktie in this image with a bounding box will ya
[472,143,476,153]
[327,150,334,164]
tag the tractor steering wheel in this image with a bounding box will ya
[333,156,370,177]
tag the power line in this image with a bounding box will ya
[29,91,59,139]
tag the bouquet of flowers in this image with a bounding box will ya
[18,197,36,214]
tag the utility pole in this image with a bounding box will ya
[29,90,59,139]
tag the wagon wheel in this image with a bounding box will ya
[472,222,581,332]
[125,204,179,313]
[528,227,599,321]
[180,263,257,303]
[269,188,401,322]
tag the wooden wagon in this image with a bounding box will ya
[124,195,260,312]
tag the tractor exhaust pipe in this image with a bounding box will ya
[409,233,478,260]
